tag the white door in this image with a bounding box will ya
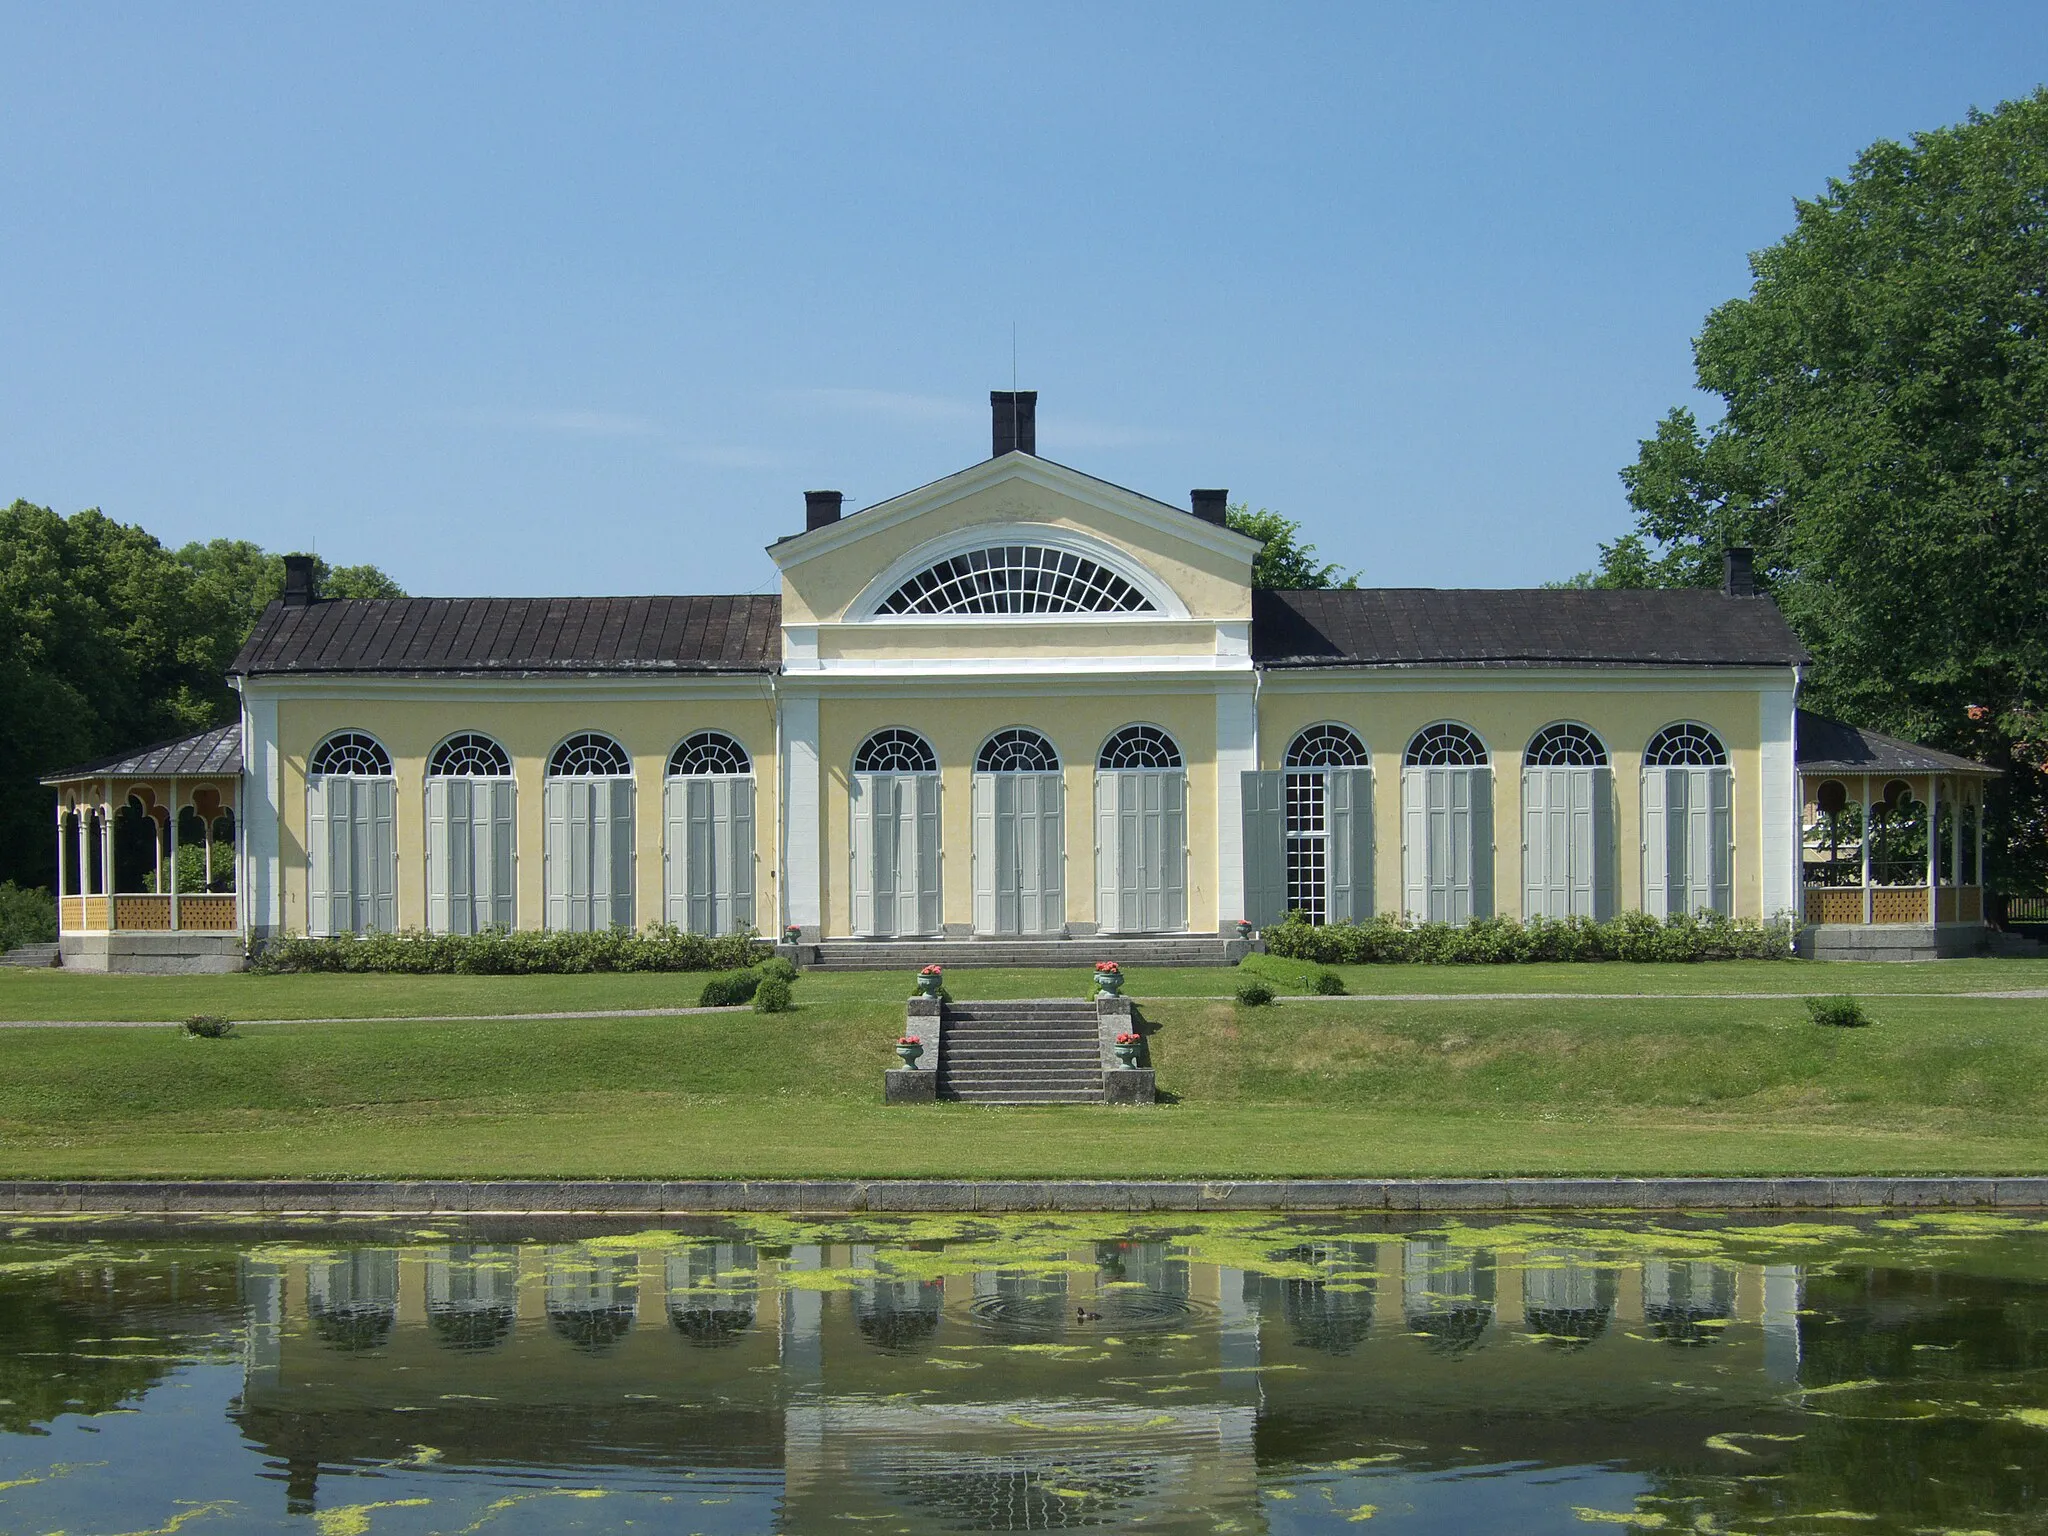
[664,776,755,936]
[1522,765,1613,919]
[426,777,515,933]
[851,772,940,938]
[1402,766,1492,925]
[1643,766,1733,917]
[1094,770,1186,933]
[972,771,1064,935]
[307,775,396,936]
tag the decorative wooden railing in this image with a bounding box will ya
[1803,884,1982,926]
[62,893,236,933]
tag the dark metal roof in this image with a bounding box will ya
[42,723,243,784]
[1796,710,1997,777]
[230,595,783,677]
[1250,588,1810,668]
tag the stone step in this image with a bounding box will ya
[812,937,1241,970]
[0,943,60,969]
[944,1090,1105,1104]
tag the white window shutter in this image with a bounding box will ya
[849,776,876,938]
[1160,769,1187,933]
[544,779,571,931]
[1708,765,1734,915]
[662,778,688,930]
[425,777,452,933]
[729,777,756,931]
[1240,770,1286,927]
[1589,766,1615,919]
[1640,766,1669,919]
[1441,767,1472,925]
[1094,772,1119,935]
[1329,767,1373,924]
[971,773,997,935]
[914,772,941,936]
[609,778,636,930]
[1468,768,1492,921]
[369,777,397,933]
[1026,772,1064,935]
[1681,766,1713,916]
[306,777,332,936]
[1400,767,1428,920]
[1522,766,1550,919]
[487,778,515,929]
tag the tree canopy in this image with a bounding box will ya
[1225,503,1357,590]
[1577,90,2048,887]
[0,500,402,886]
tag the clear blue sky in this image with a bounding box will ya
[4,4,2044,598]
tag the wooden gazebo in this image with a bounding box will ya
[1795,710,1997,960]
[41,723,246,973]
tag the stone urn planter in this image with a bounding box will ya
[1094,961,1123,999]
[896,1035,924,1067]
[915,965,943,999]
[1113,1031,1141,1069]
[1235,918,1253,940]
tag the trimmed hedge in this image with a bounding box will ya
[699,969,764,1007]
[1263,910,1794,965]
[250,924,764,975]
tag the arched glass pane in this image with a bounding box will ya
[1405,723,1488,767]
[668,732,751,776]
[1644,723,1728,767]
[1285,723,1368,768]
[877,545,1157,615]
[1098,725,1183,770]
[548,733,632,777]
[310,732,392,776]
[854,729,938,774]
[1525,723,1608,767]
[429,733,512,777]
[975,729,1060,773]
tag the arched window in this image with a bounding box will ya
[876,544,1156,615]
[668,732,751,777]
[1525,723,1608,767]
[1285,724,1369,768]
[976,729,1060,773]
[307,731,395,936]
[1644,723,1727,767]
[1098,725,1183,770]
[429,733,511,777]
[549,732,632,776]
[543,734,633,931]
[850,730,940,937]
[1521,725,1616,920]
[664,734,756,937]
[853,729,938,774]
[1401,724,1492,924]
[426,734,514,934]
[310,732,392,776]
[1279,726,1372,925]
[1405,723,1488,767]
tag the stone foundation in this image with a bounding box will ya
[60,933,246,974]
[1795,923,1989,962]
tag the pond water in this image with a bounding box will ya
[1,1210,2045,1534]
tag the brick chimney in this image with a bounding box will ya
[805,490,844,531]
[991,390,1037,457]
[281,554,317,607]
[1723,545,1756,597]
[1191,489,1229,526]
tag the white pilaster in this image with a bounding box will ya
[780,690,822,934]
[1759,678,1798,921]
[243,691,283,935]
[1214,684,1258,934]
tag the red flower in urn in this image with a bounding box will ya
[1967,704,1990,722]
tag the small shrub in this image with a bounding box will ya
[0,882,57,953]
[756,955,798,983]
[1313,969,1347,996]
[1262,909,1794,966]
[1235,978,1275,1007]
[699,970,763,1008]
[183,1015,234,1039]
[753,975,794,1013]
[249,924,764,975]
[1806,995,1872,1029]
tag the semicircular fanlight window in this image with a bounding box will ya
[429,733,512,777]
[1098,726,1183,770]
[668,732,752,776]
[854,729,938,774]
[975,729,1060,773]
[1644,723,1728,767]
[876,545,1157,616]
[1285,724,1368,768]
[1405,723,1488,767]
[310,732,393,776]
[1525,723,1609,768]
[548,733,632,777]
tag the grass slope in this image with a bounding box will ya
[0,974,2044,1178]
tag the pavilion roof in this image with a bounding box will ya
[41,723,244,785]
[1795,710,1997,778]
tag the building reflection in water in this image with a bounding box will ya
[211,1230,1828,1528]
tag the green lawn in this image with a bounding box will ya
[2,954,2044,1023]
[1,968,2045,1178]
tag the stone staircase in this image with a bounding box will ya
[807,935,1244,970]
[0,943,59,969]
[936,1000,1106,1104]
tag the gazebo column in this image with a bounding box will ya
[1927,776,1939,926]
[100,779,114,901]
[1860,773,1873,924]
[54,801,69,929]
[168,790,180,932]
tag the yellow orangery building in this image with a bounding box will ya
[44,392,1998,970]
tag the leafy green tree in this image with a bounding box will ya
[0,504,403,886]
[1225,504,1357,589]
[1577,90,2048,888]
